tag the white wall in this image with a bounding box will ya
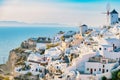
[77,72,112,80]
[77,52,96,72]
[85,62,116,74]
[96,72,112,80]
[104,51,120,60]
[107,39,120,48]
[78,74,98,80]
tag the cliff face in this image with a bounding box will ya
[21,40,36,50]
[0,50,20,76]
[6,39,36,72]
[7,50,19,72]
[6,48,30,73]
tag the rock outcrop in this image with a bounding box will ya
[21,40,36,49]
[6,48,30,73]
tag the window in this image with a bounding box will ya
[106,69,108,72]
[99,68,101,71]
[102,69,105,73]
[102,60,107,64]
[104,48,106,50]
[103,65,105,68]
[99,48,102,50]
[87,68,89,71]
[116,58,118,60]
[114,46,117,49]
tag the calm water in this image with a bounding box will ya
[0,26,78,64]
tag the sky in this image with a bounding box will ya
[0,0,120,27]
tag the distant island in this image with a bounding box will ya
[0,21,64,27]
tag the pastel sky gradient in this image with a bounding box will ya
[0,0,120,26]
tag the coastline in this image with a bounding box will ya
[0,26,79,64]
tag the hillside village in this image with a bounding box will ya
[3,9,120,80]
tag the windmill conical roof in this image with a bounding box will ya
[111,9,118,14]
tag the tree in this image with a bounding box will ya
[26,72,32,76]
[112,69,120,80]
[102,76,107,80]
[117,72,120,79]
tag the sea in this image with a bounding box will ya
[0,26,79,64]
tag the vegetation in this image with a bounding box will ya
[117,72,120,79]
[39,69,42,72]
[60,36,65,41]
[108,26,111,29]
[14,73,39,80]
[40,49,45,55]
[13,47,25,53]
[58,31,64,34]
[112,69,120,80]
[100,34,103,38]
[0,75,4,80]
[21,42,26,48]
[103,26,107,28]
[46,43,59,49]
[89,37,93,41]
[21,65,31,71]
[4,77,9,80]
[15,62,25,66]
[101,76,107,80]
[26,72,33,76]
[0,75,10,80]
[15,56,26,66]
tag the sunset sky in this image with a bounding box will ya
[0,0,120,26]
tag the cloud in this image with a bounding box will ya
[0,0,119,27]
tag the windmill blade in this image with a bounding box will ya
[101,12,107,14]
[102,3,111,25]
[106,3,110,11]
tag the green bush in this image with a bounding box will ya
[26,72,32,76]
[0,75,4,79]
[14,48,25,53]
[61,36,65,41]
[4,77,10,80]
[117,72,120,79]
[46,43,59,49]
[21,65,31,71]
[112,69,120,80]
[0,75,10,80]
[102,76,107,80]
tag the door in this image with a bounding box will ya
[102,69,105,73]
[90,68,93,74]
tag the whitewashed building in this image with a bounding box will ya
[85,55,117,75]
[45,47,62,60]
[97,38,120,51]
[27,52,44,62]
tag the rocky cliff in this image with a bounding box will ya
[6,48,30,72]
